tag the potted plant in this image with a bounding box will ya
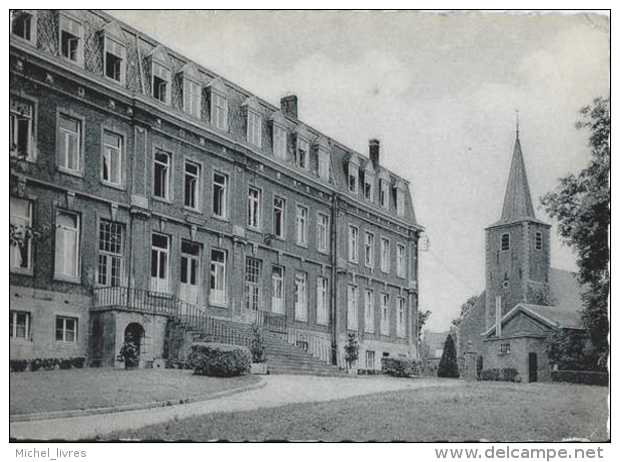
[249,323,268,374]
[118,334,139,369]
[344,333,359,374]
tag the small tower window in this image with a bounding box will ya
[501,233,510,251]
[535,231,543,250]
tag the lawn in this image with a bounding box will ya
[101,381,608,442]
[10,368,260,416]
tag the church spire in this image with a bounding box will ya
[500,121,536,222]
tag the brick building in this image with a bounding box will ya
[9,10,422,371]
[457,126,585,382]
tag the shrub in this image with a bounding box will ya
[381,357,419,377]
[551,369,609,386]
[71,357,86,369]
[59,358,73,370]
[438,334,460,378]
[189,342,251,377]
[250,324,266,363]
[10,360,28,372]
[30,358,42,372]
[344,333,359,370]
[42,358,58,370]
[480,368,521,382]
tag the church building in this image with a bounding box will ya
[457,125,585,382]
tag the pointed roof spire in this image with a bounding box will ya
[500,122,536,222]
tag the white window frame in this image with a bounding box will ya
[296,204,308,246]
[380,237,391,273]
[364,289,374,333]
[245,257,262,311]
[316,276,329,325]
[103,36,126,85]
[150,233,170,294]
[59,12,84,67]
[317,212,330,253]
[364,172,374,202]
[271,265,285,314]
[57,112,82,175]
[318,148,330,181]
[184,160,201,211]
[397,297,406,338]
[294,271,308,321]
[247,186,262,230]
[347,284,359,331]
[211,90,228,131]
[296,136,309,170]
[273,123,287,161]
[379,179,389,209]
[209,249,227,306]
[180,240,201,288]
[396,187,406,217]
[396,243,406,278]
[364,231,375,268]
[54,210,80,282]
[10,197,33,274]
[97,220,124,287]
[348,225,359,263]
[365,350,376,370]
[152,61,171,105]
[55,315,78,343]
[153,150,172,201]
[101,129,123,187]
[11,11,36,44]
[10,310,31,340]
[212,171,229,219]
[247,109,262,147]
[183,77,202,118]
[380,293,390,336]
[10,95,35,161]
[273,196,286,239]
[348,162,359,194]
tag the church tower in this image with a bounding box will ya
[484,123,551,330]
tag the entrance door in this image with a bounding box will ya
[528,352,538,383]
[123,323,144,368]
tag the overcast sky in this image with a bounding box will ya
[109,10,609,331]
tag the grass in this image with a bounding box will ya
[10,368,260,416]
[101,381,608,442]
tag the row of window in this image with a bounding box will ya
[346,285,407,338]
[10,310,78,344]
[348,226,407,277]
[348,159,406,215]
[499,231,544,251]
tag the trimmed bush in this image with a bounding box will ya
[10,360,28,372]
[381,357,419,377]
[189,342,251,377]
[30,358,42,372]
[438,334,460,378]
[59,358,73,370]
[42,358,58,370]
[480,368,521,382]
[551,370,609,386]
[71,357,86,369]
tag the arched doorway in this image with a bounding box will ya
[123,323,145,368]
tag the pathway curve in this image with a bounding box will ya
[10,375,458,440]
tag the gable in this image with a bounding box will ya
[501,312,551,337]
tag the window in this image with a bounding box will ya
[60,14,83,65]
[294,272,307,321]
[348,225,359,263]
[397,297,406,338]
[11,11,34,42]
[184,161,200,210]
[153,150,171,200]
[10,197,32,272]
[58,114,81,173]
[347,285,359,330]
[212,172,228,218]
[364,174,374,201]
[535,231,543,250]
[247,110,262,147]
[271,266,284,314]
[379,179,389,209]
[247,187,261,229]
[396,187,405,217]
[209,249,227,305]
[499,343,511,355]
[104,36,126,84]
[152,62,170,104]
[273,196,285,239]
[97,220,123,287]
[317,213,329,253]
[54,211,80,280]
[365,350,375,370]
[150,233,169,293]
[364,232,375,267]
[55,316,77,342]
[364,289,374,333]
[180,241,200,286]
[318,149,330,180]
[296,205,308,246]
[380,293,390,335]
[10,96,34,160]
[212,91,228,131]
[273,124,287,160]
[183,78,202,118]
[102,130,123,186]
[396,244,406,278]
[380,238,390,273]
[348,162,359,194]
[316,276,329,325]
[10,311,30,339]
[245,257,262,311]
[296,137,308,169]
[501,233,510,251]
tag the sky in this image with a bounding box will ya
[109,10,609,331]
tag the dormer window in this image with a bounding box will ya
[59,12,84,66]
[316,136,330,181]
[103,38,126,84]
[379,174,390,209]
[296,136,309,170]
[148,46,171,105]
[180,63,202,118]
[208,78,228,131]
[395,181,406,217]
[271,111,288,161]
[364,165,375,202]
[242,96,262,148]
[348,156,359,194]
[11,11,36,43]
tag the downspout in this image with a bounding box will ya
[330,193,339,365]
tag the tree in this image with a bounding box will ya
[437,334,459,378]
[545,329,597,371]
[417,309,431,342]
[344,332,359,370]
[451,295,478,328]
[541,97,610,369]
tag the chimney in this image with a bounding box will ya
[369,139,380,166]
[280,95,298,119]
[495,295,502,338]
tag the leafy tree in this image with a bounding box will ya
[437,334,459,378]
[545,329,597,371]
[451,295,478,328]
[541,97,610,369]
[417,309,431,342]
[344,333,359,370]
